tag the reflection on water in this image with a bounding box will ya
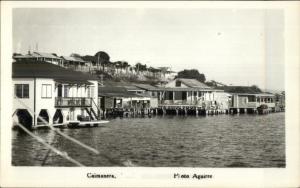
[12,113,285,167]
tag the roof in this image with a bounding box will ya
[133,83,158,91]
[98,86,139,97]
[13,52,62,60]
[176,78,211,89]
[55,79,93,85]
[61,56,85,63]
[154,87,218,92]
[12,61,98,81]
[33,52,61,59]
[217,86,263,94]
[123,85,144,91]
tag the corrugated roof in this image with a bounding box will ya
[154,87,217,92]
[177,78,211,89]
[134,83,158,90]
[217,86,263,94]
[12,61,98,81]
[98,86,139,97]
[123,85,144,91]
[33,52,61,59]
[13,52,62,59]
[62,56,85,63]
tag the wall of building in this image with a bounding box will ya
[35,78,56,125]
[13,77,100,127]
[213,92,231,110]
[231,94,276,109]
[12,78,35,125]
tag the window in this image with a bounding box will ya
[15,84,29,98]
[64,85,69,97]
[175,80,181,87]
[41,84,52,98]
[88,86,95,98]
[248,96,256,102]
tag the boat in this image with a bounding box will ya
[67,120,109,129]
[257,104,269,115]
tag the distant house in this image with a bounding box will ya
[157,67,177,82]
[61,56,89,72]
[98,82,158,111]
[155,78,227,109]
[12,61,100,129]
[220,86,276,112]
[13,52,63,66]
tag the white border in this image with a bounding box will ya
[1,1,299,187]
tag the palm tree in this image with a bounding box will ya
[94,51,110,71]
[113,61,123,74]
[134,62,142,74]
[120,61,130,74]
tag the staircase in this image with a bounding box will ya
[85,98,102,120]
[85,108,95,120]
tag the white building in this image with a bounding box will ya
[13,51,63,66]
[156,78,227,109]
[12,61,100,129]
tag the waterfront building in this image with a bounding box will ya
[221,86,276,113]
[98,83,158,113]
[155,78,225,109]
[13,51,63,66]
[12,61,100,129]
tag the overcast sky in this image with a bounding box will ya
[13,8,284,91]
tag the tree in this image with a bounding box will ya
[134,62,142,74]
[121,61,130,74]
[176,69,206,83]
[113,61,123,74]
[70,53,81,58]
[94,51,110,71]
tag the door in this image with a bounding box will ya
[182,91,187,100]
[57,84,62,97]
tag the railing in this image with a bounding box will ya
[235,102,275,108]
[159,100,206,107]
[55,97,92,107]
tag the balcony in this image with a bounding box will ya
[159,100,205,107]
[55,97,92,108]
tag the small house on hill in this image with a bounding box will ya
[61,56,89,72]
[13,52,63,66]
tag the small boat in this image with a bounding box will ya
[67,120,109,129]
[257,104,269,115]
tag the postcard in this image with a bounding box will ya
[1,1,299,187]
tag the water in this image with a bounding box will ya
[12,113,285,167]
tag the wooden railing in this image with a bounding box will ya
[55,97,92,107]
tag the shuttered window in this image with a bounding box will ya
[41,84,52,98]
[15,84,29,98]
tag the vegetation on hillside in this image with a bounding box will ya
[176,69,206,83]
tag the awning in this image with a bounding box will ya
[54,79,93,85]
[153,88,218,92]
[98,92,139,98]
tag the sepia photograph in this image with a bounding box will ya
[1,1,299,187]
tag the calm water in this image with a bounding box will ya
[12,113,285,167]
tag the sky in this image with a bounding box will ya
[13,8,284,91]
